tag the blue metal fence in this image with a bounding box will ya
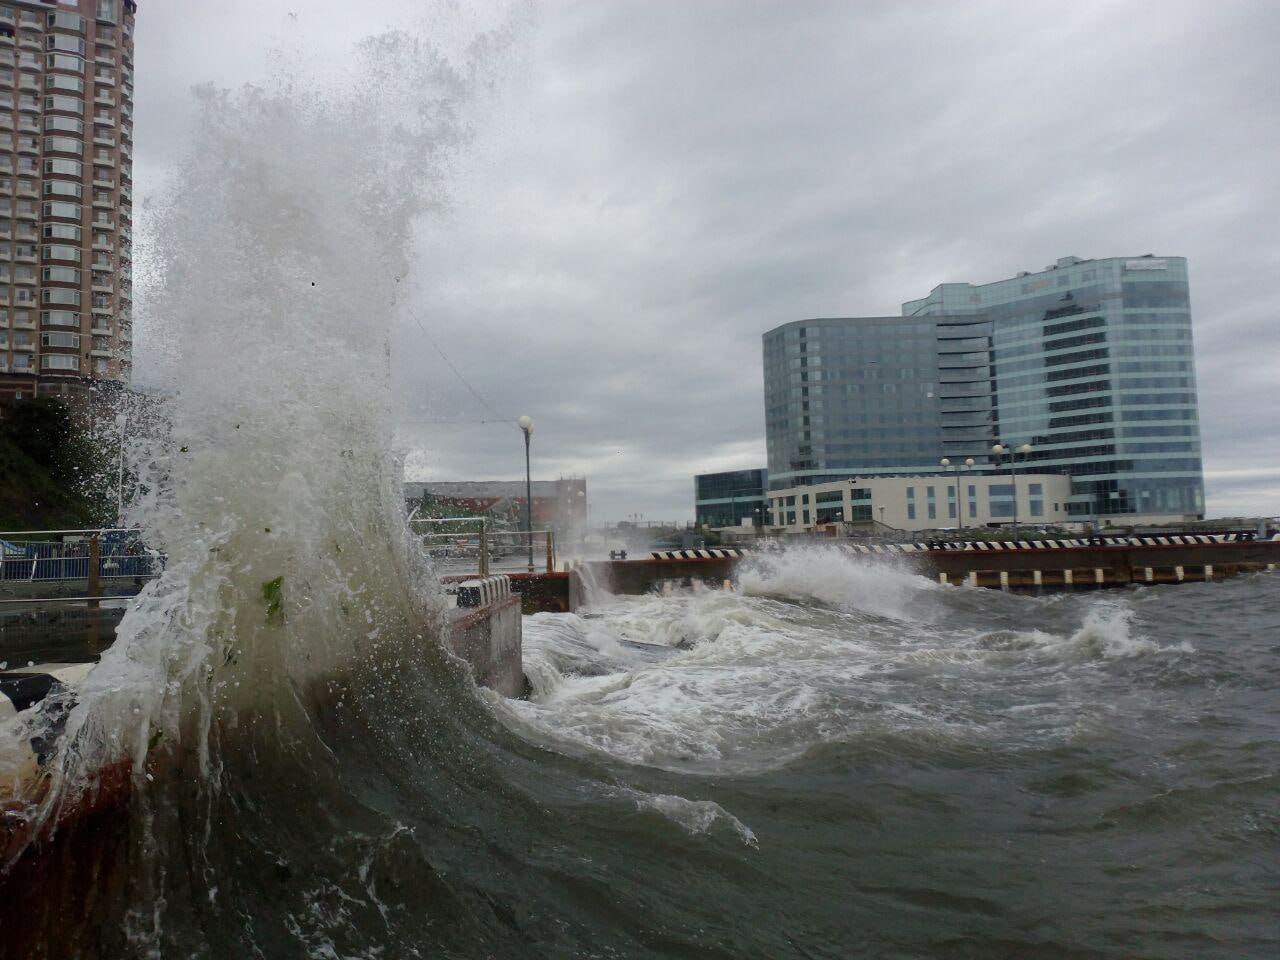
[0,529,165,583]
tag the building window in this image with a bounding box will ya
[43,222,82,242]
[907,503,915,521]
[41,288,80,305]
[1030,501,1044,517]
[41,309,79,327]
[41,353,80,371]
[41,330,79,348]
[42,265,80,283]
[46,36,88,57]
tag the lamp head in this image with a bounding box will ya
[965,457,975,467]
[1018,443,1033,454]
[517,415,534,435]
[940,458,951,466]
[991,443,1005,454]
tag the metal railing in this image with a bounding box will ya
[407,516,556,574]
[0,528,165,585]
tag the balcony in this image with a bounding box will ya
[92,195,112,209]
[95,93,115,107]
[14,207,36,221]
[0,36,13,49]
[94,72,115,87]
[89,347,113,358]
[93,152,114,166]
[93,114,115,128]
[92,237,111,251]
[90,323,111,335]
[12,316,33,329]
[94,52,114,67]
[92,217,114,230]
[18,37,40,53]
[92,280,113,294]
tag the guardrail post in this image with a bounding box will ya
[87,533,101,611]
[479,518,489,578]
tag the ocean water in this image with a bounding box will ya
[2,10,1277,957]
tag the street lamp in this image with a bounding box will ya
[518,415,534,572]
[941,456,974,526]
[991,442,1033,537]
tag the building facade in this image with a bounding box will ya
[404,478,588,535]
[0,0,135,405]
[903,256,1203,523]
[767,473,1072,533]
[762,255,1204,524]
[763,314,990,489]
[694,468,768,529]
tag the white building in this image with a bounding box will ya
[767,473,1073,533]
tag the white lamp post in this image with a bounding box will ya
[992,442,1033,537]
[518,415,534,571]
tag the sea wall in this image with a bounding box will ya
[572,538,1280,598]
[447,592,524,698]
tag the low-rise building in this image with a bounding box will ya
[404,478,587,535]
[767,473,1073,533]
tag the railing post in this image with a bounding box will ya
[87,532,100,611]
[479,517,489,578]
[546,530,555,573]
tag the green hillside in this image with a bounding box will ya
[0,399,112,532]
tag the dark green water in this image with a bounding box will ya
[6,563,1279,959]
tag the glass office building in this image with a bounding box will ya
[694,469,768,528]
[763,315,992,489]
[763,255,1204,522]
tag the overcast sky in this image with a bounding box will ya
[134,0,1279,523]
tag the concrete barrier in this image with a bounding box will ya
[447,597,524,698]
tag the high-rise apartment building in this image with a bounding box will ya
[0,0,135,405]
[762,255,1205,524]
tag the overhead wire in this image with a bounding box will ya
[402,301,515,429]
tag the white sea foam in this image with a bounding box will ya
[497,574,1200,777]
[633,791,758,847]
[736,546,936,620]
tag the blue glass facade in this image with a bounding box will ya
[905,255,1203,519]
[763,256,1204,520]
[762,315,993,490]
[694,469,769,527]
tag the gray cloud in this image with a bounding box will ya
[134,0,1280,521]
